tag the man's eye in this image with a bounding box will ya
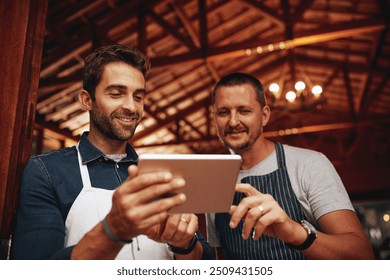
[240,109,251,114]
[134,94,144,101]
[217,111,229,116]
[110,92,122,97]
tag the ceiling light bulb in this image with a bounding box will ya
[312,85,323,96]
[295,81,305,91]
[285,91,296,102]
[269,83,280,93]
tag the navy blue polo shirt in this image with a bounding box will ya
[12,132,138,259]
[12,132,213,260]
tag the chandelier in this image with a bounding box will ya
[266,62,324,110]
[269,80,323,102]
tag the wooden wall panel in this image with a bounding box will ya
[0,0,48,240]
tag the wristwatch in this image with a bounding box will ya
[167,233,198,255]
[286,220,317,251]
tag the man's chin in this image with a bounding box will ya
[223,141,249,152]
[110,130,135,141]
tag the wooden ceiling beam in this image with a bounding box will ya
[360,74,389,116]
[48,0,106,27]
[237,0,284,28]
[40,41,92,78]
[148,63,205,98]
[290,0,315,25]
[182,118,205,138]
[215,12,272,47]
[152,18,385,68]
[45,101,82,122]
[343,65,357,120]
[298,45,369,57]
[145,5,197,51]
[322,66,342,91]
[356,73,371,116]
[41,0,151,77]
[137,4,147,54]
[36,81,82,111]
[198,0,208,56]
[295,55,386,75]
[38,70,82,96]
[95,1,140,35]
[170,1,201,48]
[63,0,107,24]
[152,80,211,115]
[281,0,293,38]
[133,95,210,141]
[290,18,385,47]
[34,114,79,142]
[205,61,220,83]
[263,117,390,138]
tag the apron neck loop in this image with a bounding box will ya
[76,143,93,190]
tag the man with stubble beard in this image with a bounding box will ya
[206,72,373,260]
[12,44,212,260]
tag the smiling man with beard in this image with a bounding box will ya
[206,72,374,260]
[12,45,212,260]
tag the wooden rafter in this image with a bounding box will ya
[145,5,197,51]
[170,1,201,48]
[152,18,385,67]
[198,0,208,56]
[343,66,357,120]
[290,0,315,25]
[237,0,284,28]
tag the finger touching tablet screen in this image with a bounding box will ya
[137,154,242,214]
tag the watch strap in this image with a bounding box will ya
[286,220,317,251]
[167,233,198,255]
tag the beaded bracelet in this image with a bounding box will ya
[102,217,133,245]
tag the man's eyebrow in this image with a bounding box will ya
[104,84,146,94]
[134,88,146,94]
[215,106,228,111]
[104,84,127,91]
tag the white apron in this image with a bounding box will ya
[64,145,173,259]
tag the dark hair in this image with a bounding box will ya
[82,44,151,99]
[211,72,266,107]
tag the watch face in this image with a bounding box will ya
[301,220,317,235]
[286,220,317,251]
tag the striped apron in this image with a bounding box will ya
[215,142,307,259]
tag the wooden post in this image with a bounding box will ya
[0,0,48,248]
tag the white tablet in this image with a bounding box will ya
[137,154,242,214]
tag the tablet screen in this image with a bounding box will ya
[137,154,242,214]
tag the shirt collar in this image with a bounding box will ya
[78,132,138,164]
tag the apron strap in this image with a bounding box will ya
[76,144,93,190]
[275,142,287,169]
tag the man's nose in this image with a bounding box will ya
[228,113,240,126]
[122,95,136,111]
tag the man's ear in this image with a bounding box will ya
[79,90,93,111]
[262,105,271,127]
